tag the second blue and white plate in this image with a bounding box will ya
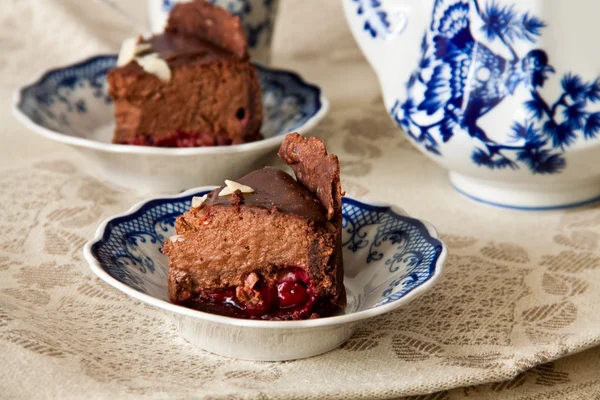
[13,56,328,193]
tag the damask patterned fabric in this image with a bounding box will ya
[2,0,600,399]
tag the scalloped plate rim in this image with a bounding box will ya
[83,186,448,329]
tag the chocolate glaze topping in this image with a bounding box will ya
[128,0,248,71]
[204,167,328,223]
[143,33,235,66]
[166,0,247,59]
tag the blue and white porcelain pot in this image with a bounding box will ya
[148,0,279,64]
[344,0,600,209]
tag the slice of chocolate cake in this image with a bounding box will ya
[107,0,262,147]
[163,133,346,320]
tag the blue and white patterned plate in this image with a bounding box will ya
[12,55,329,192]
[83,187,447,361]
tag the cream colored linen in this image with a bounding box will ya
[2,1,600,398]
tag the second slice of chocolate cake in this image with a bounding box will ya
[107,0,263,147]
[163,133,346,320]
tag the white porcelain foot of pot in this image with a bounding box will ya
[449,173,600,210]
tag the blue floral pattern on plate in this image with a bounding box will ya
[384,0,600,175]
[89,191,445,311]
[16,55,322,143]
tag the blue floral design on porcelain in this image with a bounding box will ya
[92,195,192,292]
[350,0,408,39]
[342,198,441,305]
[90,194,444,309]
[17,55,322,142]
[389,0,600,174]
[23,57,113,127]
[162,0,277,48]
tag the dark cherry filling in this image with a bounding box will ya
[277,281,308,309]
[181,267,333,320]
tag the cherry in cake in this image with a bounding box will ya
[107,0,262,147]
[163,133,346,320]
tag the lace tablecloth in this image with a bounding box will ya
[2,1,600,398]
